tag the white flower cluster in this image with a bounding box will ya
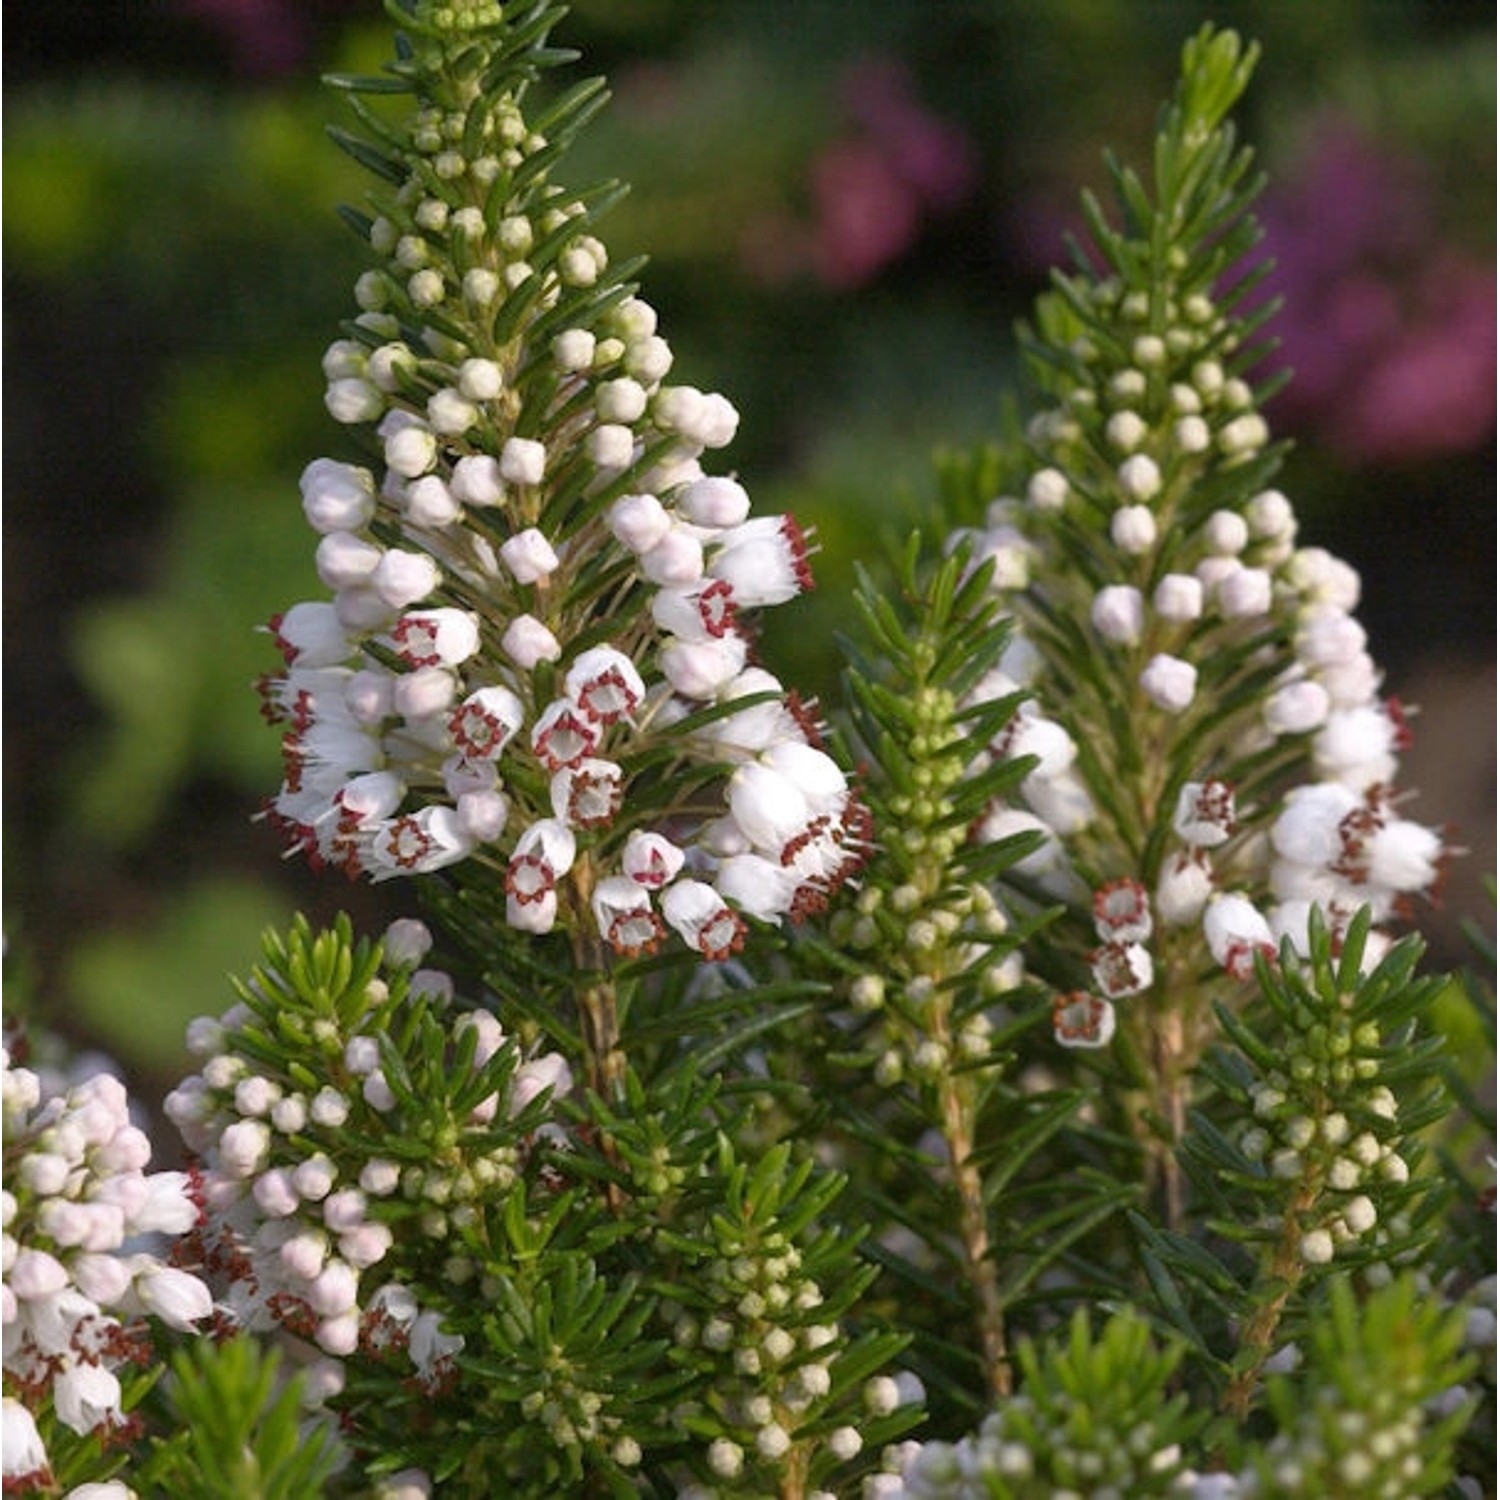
[947,274,1447,1045]
[263,66,865,957]
[163,933,568,1398]
[2,1048,212,1491]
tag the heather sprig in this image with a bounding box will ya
[932,24,1449,1227]
[263,0,865,979]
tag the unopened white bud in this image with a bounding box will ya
[1118,453,1162,501]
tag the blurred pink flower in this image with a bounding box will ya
[177,0,322,77]
[745,58,978,289]
[1256,119,1496,464]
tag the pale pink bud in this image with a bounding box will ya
[1117,454,1161,500]
[1110,505,1157,553]
[1248,489,1295,539]
[360,1160,401,1197]
[449,454,504,507]
[1264,679,1330,736]
[307,1089,348,1131]
[1153,572,1203,621]
[499,527,560,584]
[315,530,383,589]
[384,424,437,479]
[345,668,395,724]
[499,437,546,486]
[1295,608,1367,669]
[1218,566,1272,618]
[589,423,637,470]
[218,1119,271,1179]
[308,1260,359,1317]
[698,392,740,448]
[383,918,433,968]
[325,376,384,423]
[9,1248,68,1301]
[404,474,461,528]
[457,790,510,842]
[640,528,706,586]
[280,1230,328,1281]
[344,1036,381,1075]
[1204,509,1249,554]
[391,665,457,720]
[1026,467,1069,511]
[1140,653,1197,710]
[293,1154,337,1202]
[1092,585,1144,645]
[653,384,706,435]
[362,1071,397,1111]
[1313,706,1399,788]
[340,1222,394,1270]
[501,613,561,667]
[660,635,749,698]
[680,476,751,528]
[553,327,596,371]
[253,1169,300,1217]
[609,493,672,553]
[510,1053,574,1114]
[596,377,648,422]
[71,1252,132,1306]
[372,549,441,610]
[316,1310,362,1356]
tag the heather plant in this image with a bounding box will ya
[3,5,1492,1498]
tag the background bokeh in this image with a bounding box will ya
[5,0,1495,1101]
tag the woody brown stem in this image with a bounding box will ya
[937,1062,1012,1398]
[1222,1185,1315,1419]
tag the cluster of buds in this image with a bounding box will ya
[2,1047,212,1492]
[261,6,866,959]
[163,920,567,1400]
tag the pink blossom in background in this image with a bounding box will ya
[743,58,978,289]
[177,0,315,77]
[1254,119,1496,464]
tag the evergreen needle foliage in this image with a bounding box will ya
[2,8,1491,1500]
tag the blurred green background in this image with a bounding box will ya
[5,0,1495,1099]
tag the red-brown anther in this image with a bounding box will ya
[505,852,555,905]
[379,816,436,870]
